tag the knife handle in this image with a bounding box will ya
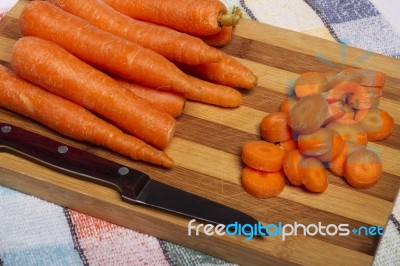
[0,123,150,199]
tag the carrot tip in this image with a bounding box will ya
[218,6,242,27]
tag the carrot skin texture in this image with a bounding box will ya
[45,0,221,64]
[178,52,258,90]
[114,78,185,118]
[11,36,176,150]
[102,0,227,36]
[19,1,197,96]
[0,65,173,168]
[201,26,233,47]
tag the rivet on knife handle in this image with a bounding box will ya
[0,123,150,199]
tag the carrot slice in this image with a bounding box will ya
[242,141,286,172]
[115,78,185,118]
[279,97,298,113]
[103,0,242,36]
[260,112,292,143]
[241,166,285,198]
[294,72,334,97]
[282,149,304,186]
[298,128,342,158]
[344,149,382,188]
[326,68,386,88]
[328,141,365,177]
[299,158,329,193]
[325,120,368,146]
[316,131,343,163]
[290,94,329,134]
[46,0,222,65]
[277,139,298,153]
[0,65,173,168]
[11,36,176,150]
[355,108,394,141]
[19,2,197,97]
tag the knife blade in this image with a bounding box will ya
[0,123,258,228]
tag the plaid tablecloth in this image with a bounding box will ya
[1,0,399,265]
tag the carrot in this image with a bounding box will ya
[297,128,340,157]
[102,0,242,36]
[45,0,222,65]
[294,72,334,97]
[282,149,304,186]
[19,1,197,97]
[290,94,329,134]
[242,141,286,172]
[279,97,298,113]
[11,36,176,150]
[316,130,343,163]
[184,75,243,107]
[328,140,365,177]
[277,139,297,153]
[0,65,173,168]
[201,26,234,47]
[178,52,258,90]
[260,112,292,143]
[355,108,394,141]
[114,78,185,118]
[326,81,368,103]
[327,68,386,88]
[344,149,382,189]
[325,120,368,146]
[241,166,285,198]
[299,158,329,193]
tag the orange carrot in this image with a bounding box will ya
[294,72,333,97]
[297,128,339,157]
[279,97,298,113]
[299,158,329,193]
[201,26,234,47]
[11,36,176,150]
[328,140,365,177]
[344,149,382,189]
[325,120,368,146]
[45,0,222,64]
[242,140,286,172]
[178,52,258,90]
[327,68,386,88]
[0,65,173,168]
[114,78,185,118]
[282,149,304,186]
[184,75,242,107]
[315,130,343,163]
[19,1,197,97]
[260,112,292,143]
[241,166,285,198]
[102,0,242,36]
[355,108,394,141]
[277,139,297,153]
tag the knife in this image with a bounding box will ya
[0,123,258,228]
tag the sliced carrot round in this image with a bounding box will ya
[355,108,394,141]
[277,139,297,153]
[260,112,292,143]
[290,94,329,134]
[282,149,304,186]
[326,120,368,146]
[297,128,336,156]
[344,149,382,188]
[242,140,286,172]
[241,166,285,198]
[328,140,366,177]
[299,158,329,193]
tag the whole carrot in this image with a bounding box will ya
[0,65,173,168]
[19,1,197,97]
[201,26,234,47]
[11,36,176,150]
[45,0,222,64]
[178,52,258,90]
[114,77,186,118]
[185,76,242,107]
[102,0,242,36]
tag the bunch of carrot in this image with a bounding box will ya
[241,68,394,198]
[0,0,258,168]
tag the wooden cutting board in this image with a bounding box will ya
[1,1,400,265]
